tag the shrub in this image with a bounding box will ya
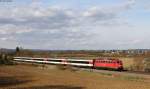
[0,54,14,65]
[143,58,150,72]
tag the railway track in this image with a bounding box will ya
[80,68,150,79]
[125,71,150,76]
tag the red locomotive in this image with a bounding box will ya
[93,58,123,70]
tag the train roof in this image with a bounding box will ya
[67,59,93,62]
[94,58,120,61]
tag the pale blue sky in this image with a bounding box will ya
[0,0,150,49]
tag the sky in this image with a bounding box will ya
[0,0,150,50]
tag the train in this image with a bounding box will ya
[13,57,123,71]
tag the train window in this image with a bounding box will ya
[68,61,90,64]
[33,59,44,61]
[33,59,62,62]
[118,61,122,64]
[96,60,101,63]
[15,57,31,60]
[49,60,62,62]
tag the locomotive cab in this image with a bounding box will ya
[115,60,123,71]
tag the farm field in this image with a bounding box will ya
[0,64,150,89]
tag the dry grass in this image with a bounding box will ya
[0,64,150,89]
[119,57,134,70]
